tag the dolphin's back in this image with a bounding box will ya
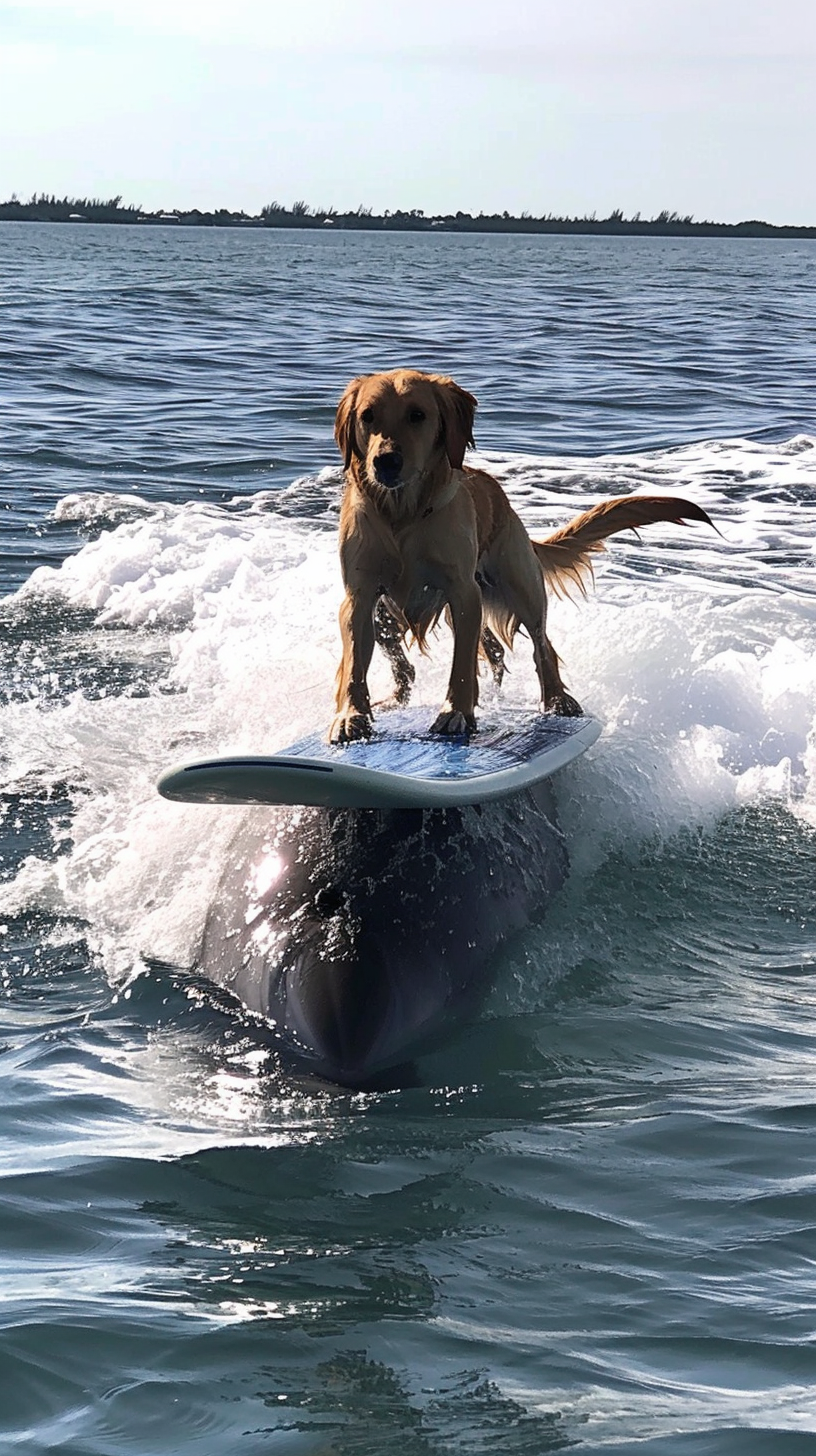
[198,783,568,1085]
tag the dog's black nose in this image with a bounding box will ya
[373,449,403,487]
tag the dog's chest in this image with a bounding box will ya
[382,543,448,626]
[399,578,446,627]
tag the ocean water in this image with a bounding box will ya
[2,221,816,1453]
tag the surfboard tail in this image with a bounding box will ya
[531,495,715,599]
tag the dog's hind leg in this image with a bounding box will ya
[374,599,415,706]
[529,622,583,717]
[480,625,506,688]
[490,538,583,716]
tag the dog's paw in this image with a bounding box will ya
[373,692,409,712]
[546,692,584,718]
[429,708,477,736]
[329,711,373,744]
[374,671,415,713]
[391,671,415,706]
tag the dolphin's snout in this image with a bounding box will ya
[287,928,393,1082]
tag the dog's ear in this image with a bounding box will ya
[430,376,477,470]
[335,378,364,468]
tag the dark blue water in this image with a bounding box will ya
[2,222,816,1453]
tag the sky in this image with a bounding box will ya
[2,0,815,225]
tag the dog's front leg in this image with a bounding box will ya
[330,585,379,743]
[430,577,482,735]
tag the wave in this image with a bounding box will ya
[2,434,815,985]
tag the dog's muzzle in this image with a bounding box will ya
[372,449,404,488]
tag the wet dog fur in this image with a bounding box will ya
[330,369,712,742]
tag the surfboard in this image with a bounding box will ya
[157,707,601,810]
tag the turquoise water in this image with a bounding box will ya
[2,223,816,1452]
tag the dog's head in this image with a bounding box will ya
[335,370,477,492]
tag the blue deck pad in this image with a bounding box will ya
[285,708,594,782]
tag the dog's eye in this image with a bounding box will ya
[408,408,426,424]
[360,407,374,426]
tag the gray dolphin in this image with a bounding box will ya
[197,780,568,1087]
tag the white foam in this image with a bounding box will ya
[3,436,816,982]
[53,492,159,528]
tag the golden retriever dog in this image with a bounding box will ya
[330,369,712,742]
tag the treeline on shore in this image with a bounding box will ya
[2,194,814,238]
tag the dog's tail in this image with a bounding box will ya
[531,495,715,598]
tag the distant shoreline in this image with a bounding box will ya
[2,196,815,239]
